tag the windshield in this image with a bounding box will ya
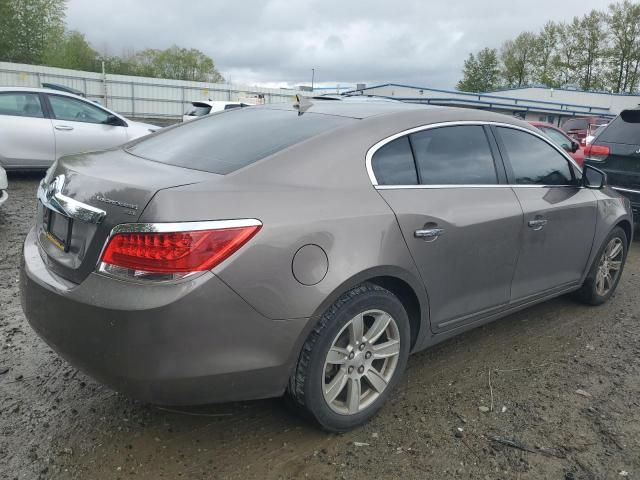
[127,107,355,174]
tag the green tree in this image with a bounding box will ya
[133,46,224,82]
[500,32,537,88]
[605,0,640,93]
[552,18,582,87]
[0,0,66,64]
[457,48,500,92]
[533,22,560,87]
[45,30,99,71]
[575,11,606,91]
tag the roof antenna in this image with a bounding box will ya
[293,94,313,115]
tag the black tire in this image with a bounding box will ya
[287,283,411,432]
[575,226,628,305]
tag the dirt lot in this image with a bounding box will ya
[1,173,639,480]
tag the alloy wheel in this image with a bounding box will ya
[322,309,401,415]
[595,237,624,296]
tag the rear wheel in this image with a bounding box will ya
[288,283,410,432]
[576,226,628,305]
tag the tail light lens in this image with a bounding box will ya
[584,144,610,162]
[98,220,261,282]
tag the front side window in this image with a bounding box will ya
[0,92,44,118]
[371,136,418,185]
[48,95,111,124]
[410,126,497,185]
[497,127,575,186]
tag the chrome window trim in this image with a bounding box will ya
[366,120,582,188]
[611,186,640,195]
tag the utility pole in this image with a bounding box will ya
[311,68,315,92]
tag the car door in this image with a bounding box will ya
[0,91,55,168]
[372,124,523,333]
[44,94,128,159]
[492,126,597,301]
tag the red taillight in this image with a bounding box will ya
[584,144,610,162]
[99,224,261,280]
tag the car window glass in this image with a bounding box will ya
[597,111,640,145]
[497,127,574,185]
[540,127,571,149]
[49,95,111,124]
[410,126,497,185]
[563,118,588,130]
[128,107,355,175]
[0,92,44,118]
[371,136,418,185]
[224,104,241,110]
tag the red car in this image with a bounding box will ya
[529,121,585,166]
[561,116,609,146]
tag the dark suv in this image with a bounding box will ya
[585,109,640,220]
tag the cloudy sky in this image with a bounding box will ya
[66,0,609,89]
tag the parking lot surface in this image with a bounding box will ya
[1,173,639,479]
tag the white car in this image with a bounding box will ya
[0,87,159,170]
[182,100,250,122]
[0,165,7,205]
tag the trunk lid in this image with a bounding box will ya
[36,149,220,284]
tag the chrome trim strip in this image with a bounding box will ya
[109,218,263,235]
[365,120,582,187]
[612,186,640,195]
[375,184,579,190]
[37,175,106,224]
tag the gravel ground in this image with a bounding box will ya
[1,174,639,480]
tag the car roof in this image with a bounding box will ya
[262,100,433,119]
[0,86,92,101]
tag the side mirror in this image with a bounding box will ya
[104,114,124,126]
[571,141,579,153]
[583,164,607,189]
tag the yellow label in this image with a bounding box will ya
[45,231,65,251]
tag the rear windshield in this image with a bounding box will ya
[128,107,355,174]
[597,110,640,145]
[562,118,588,130]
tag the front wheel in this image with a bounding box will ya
[288,283,410,432]
[576,226,628,305]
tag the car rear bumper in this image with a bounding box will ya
[20,227,308,405]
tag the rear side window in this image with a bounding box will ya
[371,136,418,185]
[128,107,355,174]
[597,111,640,145]
[410,126,497,185]
[0,92,44,118]
[497,127,574,186]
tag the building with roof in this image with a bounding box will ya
[345,83,640,126]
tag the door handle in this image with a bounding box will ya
[414,227,444,240]
[527,219,548,230]
[54,125,74,131]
